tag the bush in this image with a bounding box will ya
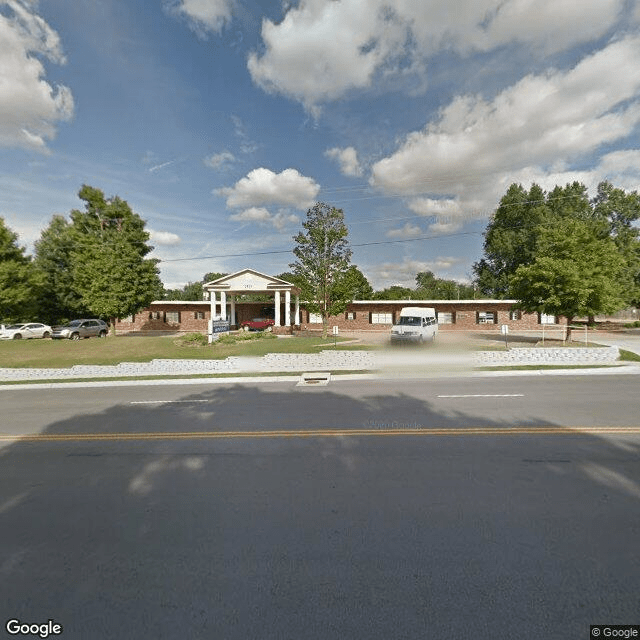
[623,321,640,328]
[178,332,208,346]
[216,331,277,345]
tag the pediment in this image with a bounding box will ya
[204,269,295,292]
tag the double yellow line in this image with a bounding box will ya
[1,426,639,442]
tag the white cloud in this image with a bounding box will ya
[230,114,259,154]
[325,146,363,177]
[247,0,625,113]
[370,36,640,225]
[204,151,236,170]
[368,257,466,289]
[229,206,271,222]
[386,223,422,238]
[149,230,182,245]
[216,167,320,209]
[229,206,299,230]
[0,1,74,151]
[165,0,233,36]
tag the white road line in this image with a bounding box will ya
[130,400,211,405]
[437,394,524,398]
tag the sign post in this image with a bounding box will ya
[332,325,338,347]
[501,324,509,350]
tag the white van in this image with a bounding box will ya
[390,307,438,344]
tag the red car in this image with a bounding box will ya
[240,317,275,331]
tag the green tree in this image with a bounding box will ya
[415,271,475,299]
[334,265,373,300]
[69,185,163,332]
[33,215,89,323]
[0,218,42,323]
[593,181,640,306]
[290,202,352,337]
[511,218,627,340]
[372,285,414,300]
[473,183,550,297]
[163,281,205,301]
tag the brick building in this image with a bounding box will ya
[114,268,565,335]
[115,299,564,335]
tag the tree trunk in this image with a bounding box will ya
[565,316,573,342]
[110,317,116,336]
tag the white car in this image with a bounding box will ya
[0,323,53,340]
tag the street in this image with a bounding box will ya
[1,376,639,639]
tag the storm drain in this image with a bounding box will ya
[297,372,331,386]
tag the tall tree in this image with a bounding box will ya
[593,181,640,306]
[473,183,550,297]
[290,202,352,337]
[0,218,42,323]
[33,215,89,323]
[69,185,163,332]
[511,218,627,340]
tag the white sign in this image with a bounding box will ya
[332,326,339,336]
[501,324,509,335]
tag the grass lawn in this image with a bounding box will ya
[0,334,352,369]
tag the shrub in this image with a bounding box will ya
[179,332,208,346]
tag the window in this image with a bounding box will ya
[346,312,356,320]
[509,310,521,321]
[150,311,161,320]
[165,311,180,324]
[194,311,205,320]
[309,313,323,324]
[121,315,133,323]
[477,311,495,324]
[371,313,393,324]
[437,312,454,324]
[540,313,556,325]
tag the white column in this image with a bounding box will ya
[230,296,236,326]
[294,294,300,325]
[210,291,217,319]
[220,291,227,321]
[285,290,291,325]
[274,291,281,326]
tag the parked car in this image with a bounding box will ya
[51,319,109,340]
[240,317,275,332]
[0,323,53,340]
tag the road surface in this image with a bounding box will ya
[1,376,639,639]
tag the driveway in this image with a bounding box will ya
[588,330,640,356]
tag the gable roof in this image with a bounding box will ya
[203,268,297,291]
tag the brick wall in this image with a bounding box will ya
[300,302,566,332]
[116,300,566,334]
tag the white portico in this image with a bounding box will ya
[203,269,301,329]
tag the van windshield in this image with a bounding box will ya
[397,317,421,326]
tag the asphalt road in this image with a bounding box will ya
[1,376,639,639]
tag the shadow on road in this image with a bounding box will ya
[1,383,639,639]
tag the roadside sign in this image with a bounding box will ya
[501,324,509,349]
[332,326,339,335]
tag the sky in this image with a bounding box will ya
[1,0,639,291]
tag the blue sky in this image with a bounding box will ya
[1,0,639,290]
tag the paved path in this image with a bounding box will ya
[0,344,631,382]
